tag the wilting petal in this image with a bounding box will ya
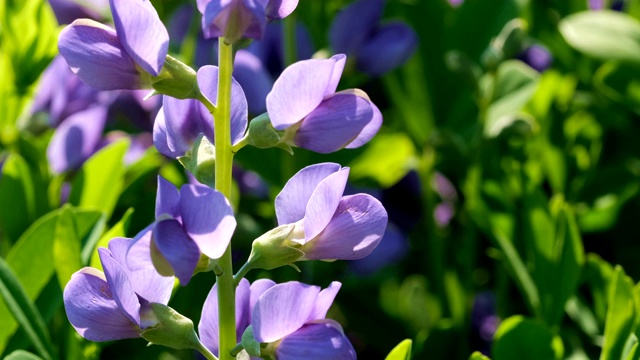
[266,58,339,130]
[152,219,201,285]
[180,185,237,259]
[308,282,341,321]
[233,50,273,114]
[295,93,373,154]
[64,268,140,341]
[276,320,356,360]
[345,97,382,149]
[58,19,141,90]
[47,106,107,174]
[199,278,252,355]
[252,282,320,343]
[265,0,298,19]
[98,248,141,326]
[109,234,173,304]
[110,0,168,76]
[161,96,213,157]
[303,194,387,260]
[275,163,342,225]
[156,176,181,218]
[356,23,418,76]
[249,278,276,312]
[303,168,350,242]
[197,65,249,145]
[329,0,383,55]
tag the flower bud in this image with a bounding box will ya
[177,134,216,187]
[246,113,294,154]
[141,303,205,351]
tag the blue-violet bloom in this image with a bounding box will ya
[199,279,356,359]
[275,162,387,260]
[58,0,169,90]
[266,54,383,153]
[63,232,174,341]
[142,176,236,285]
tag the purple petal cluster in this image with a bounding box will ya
[329,0,418,76]
[58,0,169,90]
[145,176,236,284]
[153,65,248,158]
[199,279,356,359]
[197,0,298,43]
[63,232,174,341]
[275,163,387,260]
[267,55,382,153]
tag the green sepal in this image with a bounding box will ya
[241,325,261,357]
[151,55,199,100]
[246,113,294,154]
[140,303,204,351]
[178,134,216,187]
[246,224,304,271]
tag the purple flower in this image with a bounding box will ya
[329,0,418,76]
[63,232,174,341]
[48,0,109,25]
[275,163,387,260]
[516,45,552,72]
[266,54,383,153]
[58,0,169,90]
[144,176,236,285]
[199,279,356,359]
[197,0,299,43]
[153,65,248,158]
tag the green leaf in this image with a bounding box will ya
[53,205,82,288]
[559,11,640,64]
[89,208,134,270]
[5,350,44,360]
[0,153,36,243]
[0,257,55,360]
[601,266,637,360]
[469,351,491,360]
[385,339,412,360]
[492,316,563,360]
[0,208,103,353]
[68,139,129,218]
[349,132,418,188]
[594,62,640,114]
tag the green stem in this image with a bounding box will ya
[196,341,220,360]
[233,261,255,285]
[215,37,237,360]
[230,343,245,357]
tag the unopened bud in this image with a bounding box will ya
[177,134,216,187]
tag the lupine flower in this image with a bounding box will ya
[58,0,169,90]
[516,45,552,73]
[266,54,383,153]
[143,176,236,285]
[153,65,248,159]
[199,279,356,359]
[274,162,387,260]
[197,0,299,43]
[329,0,418,76]
[63,232,174,341]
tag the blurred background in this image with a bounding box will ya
[3,0,640,359]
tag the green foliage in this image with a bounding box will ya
[492,316,563,360]
[601,266,636,360]
[385,339,412,360]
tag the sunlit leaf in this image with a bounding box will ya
[385,339,412,360]
[492,316,563,360]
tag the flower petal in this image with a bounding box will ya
[303,194,387,260]
[58,19,141,90]
[233,49,273,115]
[152,219,201,285]
[202,0,266,42]
[265,0,298,19]
[349,223,409,275]
[249,278,276,312]
[152,109,172,157]
[329,0,383,55]
[64,268,140,341]
[199,278,252,356]
[325,54,346,97]
[345,94,382,149]
[109,233,173,304]
[98,247,141,326]
[276,320,356,360]
[295,93,373,154]
[197,65,249,145]
[47,106,107,174]
[356,22,418,76]
[110,0,169,76]
[160,96,214,158]
[303,167,350,242]
[307,282,341,321]
[252,281,320,343]
[180,185,237,259]
[275,163,342,225]
[156,176,181,218]
[266,57,339,130]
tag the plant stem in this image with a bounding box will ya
[215,37,236,360]
[196,341,220,360]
